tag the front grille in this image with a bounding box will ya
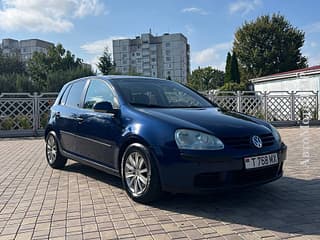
[194,164,282,189]
[222,133,275,149]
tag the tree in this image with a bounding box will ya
[233,14,307,80]
[188,66,225,91]
[224,52,232,83]
[97,47,114,75]
[231,52,240,84]
[219,82,247,91]
[27,44,94,92]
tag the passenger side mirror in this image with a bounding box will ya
[93,101,118,115]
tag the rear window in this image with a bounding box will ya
[65,80,86,108]
[60,84,71,105]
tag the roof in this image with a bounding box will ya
[251,65,320,83]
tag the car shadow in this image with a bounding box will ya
[63,162,320,236]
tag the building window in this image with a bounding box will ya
[165,42,170,47]
[166,57,171,62]
[166,50,170,55]
[132,53,135,56]
[136,52,140,56]
[151,58,156,62]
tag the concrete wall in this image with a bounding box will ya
[254,75,320,94]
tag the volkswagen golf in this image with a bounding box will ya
[45,76,287,203]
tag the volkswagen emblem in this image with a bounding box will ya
[251,135,263,148]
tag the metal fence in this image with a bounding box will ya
[0,91,319,137]
[0,92,58,137]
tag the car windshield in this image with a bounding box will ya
[113,78,214,108]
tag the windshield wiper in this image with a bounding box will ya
[129,103,167,108]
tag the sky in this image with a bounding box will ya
[0,0,320,72]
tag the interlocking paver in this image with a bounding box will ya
[0,127,319,239]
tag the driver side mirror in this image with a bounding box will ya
[93,101,119,115]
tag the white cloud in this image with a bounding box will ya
[0,0,106,33]
[229,0,262,16]
[192,42,232,70]
[181,7,208,15]
[81,36,127,71]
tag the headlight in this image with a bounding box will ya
[270,124,281,143]
[175,129,224,150]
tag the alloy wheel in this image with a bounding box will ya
[46,135,57,164]
[124,151,149,196]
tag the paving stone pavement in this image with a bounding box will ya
[0,127,319,240]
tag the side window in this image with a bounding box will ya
[65,80,86,108]
[83,80,116,109]
[60,85,71,105]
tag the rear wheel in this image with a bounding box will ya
[121,143,162,203]
[46,132,67,169]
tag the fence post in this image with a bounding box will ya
[290,91,295,121]
[264,91,268,121]
[237,91,241,112]
[33,92,39,136]
[317,91,319,120]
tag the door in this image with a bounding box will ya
[75,79,121,168]
[56,80,87,154]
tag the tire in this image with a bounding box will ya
[45,132,67,169]
[121,143,162,203]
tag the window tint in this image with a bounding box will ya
[84,80,116,109]
[60,84,71,105]
[65,80,86,108]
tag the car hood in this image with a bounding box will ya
[137,107,271,138]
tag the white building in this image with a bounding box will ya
[113,33,190,83]
[0,38,54,61]
[251,66,320,94]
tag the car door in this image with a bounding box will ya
[55,79,87,154]
[74,79,122,168]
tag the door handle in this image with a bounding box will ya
[76,117,84,123]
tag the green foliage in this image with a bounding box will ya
[219,82,248,91]
[225,52,241,84]
[188,66,225,91]
[0,54,25,75]
[233,13,307,80]
[224,52,232,83]
[0,117,14,130]
[231,52,240,84]
[40,113,49,129]
[97,47,115,75]
[16,115,31,129]
[26,43,94,92]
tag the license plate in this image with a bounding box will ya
[244,153,278,169]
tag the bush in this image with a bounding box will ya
[0,117,15,130]
[219,82,248,91]
[16,115,32,129]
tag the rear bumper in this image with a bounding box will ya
[155,143,287,194]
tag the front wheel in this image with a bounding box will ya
[121,143,162,203]
[46,132,67,169]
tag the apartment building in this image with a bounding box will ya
[0,38,54,61]
[113,33,190,83]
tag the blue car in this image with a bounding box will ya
[45,76,287,203]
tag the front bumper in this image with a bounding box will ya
[154,143,287,194]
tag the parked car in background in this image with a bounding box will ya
[45,76,287,203]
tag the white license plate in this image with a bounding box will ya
[244,153,278,169]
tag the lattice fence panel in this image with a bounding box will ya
[0,98,34,130]
[211,96,238,111]
[266,96,292,121]
[241,95,264,118]
[38,97,56,129]
[294,95,318,120]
